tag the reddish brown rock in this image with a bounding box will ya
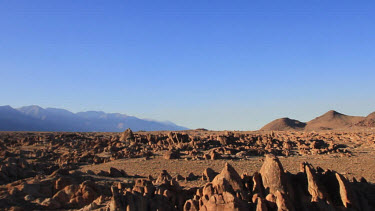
[183,199,199,211]
[202,168,218,182]
[336,173,358,209]
[41,198,61,209]
[109,167,124,177]
[211,163,243,194]
[163,150,180,160]
[304,164,327,203]
[259,154,287,195]
[119,128,135,142]
[256,197,268,211]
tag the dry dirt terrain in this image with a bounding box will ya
[0,129,374,210]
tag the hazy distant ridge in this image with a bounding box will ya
[0,105,188,132]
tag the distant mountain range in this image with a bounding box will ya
[0,105,188,132]
[261,110,375,131]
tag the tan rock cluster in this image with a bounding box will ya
[0,169,109,210]
[183,154,374,211]
[0,157,36,185]
[1,130,375,210]
[1,130,374,187]
[103,154,375,211]
[108,172,196,210]
[0,153,374,210]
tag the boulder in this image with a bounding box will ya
[109,167,123,177]
[211,163,243,194]
[259,154,286,195]
[163,150,180,160]
[120,128,135,142]
[202,168,218,182]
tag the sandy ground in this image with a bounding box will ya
[80,144,375,187]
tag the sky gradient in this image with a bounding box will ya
[1,1,375,130]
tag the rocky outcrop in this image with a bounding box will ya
[0,170,108,210]
[108,177,195,211]
[163,150,180,160]
[119,128,135,142]
[0,131,374,210]
[1,153,374,210]
[259,154,287,195]
[202,168,218,182]
[181,155,374,211]
[0,130,358,185]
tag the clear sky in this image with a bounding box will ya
[1,1,375,130]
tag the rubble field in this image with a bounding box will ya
[0,130,374,210]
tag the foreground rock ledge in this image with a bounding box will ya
[1,154,374,211]
[108,154,374,211]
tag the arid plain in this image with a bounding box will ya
[1,124,375,210]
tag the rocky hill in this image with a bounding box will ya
[305,110,364,131]
[261,110,374,131]
[355,112,375,127]
[260,117,306,131]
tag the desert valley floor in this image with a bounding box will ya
[1,129,375,210]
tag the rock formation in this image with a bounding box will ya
[0,131,374,210]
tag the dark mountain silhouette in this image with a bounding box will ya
[260,117,306,131]
[0,105,188,132]
[261,110,374,131]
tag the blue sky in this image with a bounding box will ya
[1,1,374,130]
